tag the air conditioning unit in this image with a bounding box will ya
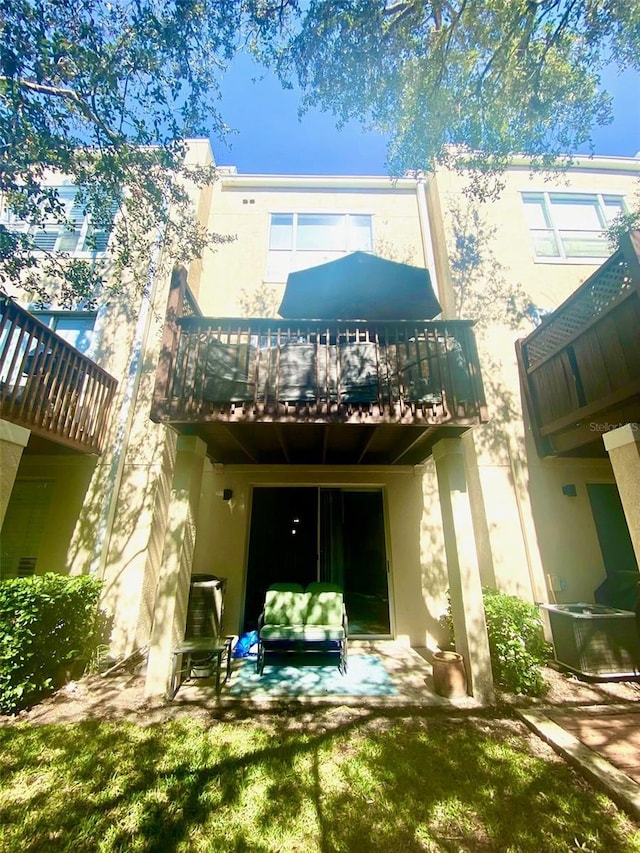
[541,603,640,679]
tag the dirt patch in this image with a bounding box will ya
[504,664,640,708]
[1,660,639,728]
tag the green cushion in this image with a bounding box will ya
[263,590,309,626]
[305,592,344,626]
[268,582,305,592]
[299,626,345,641]
[260,625,345,642]
[260,625,307,641]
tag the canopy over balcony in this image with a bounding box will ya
[516,231,640,457]
[151,271,488,465]
[0,295,117,454]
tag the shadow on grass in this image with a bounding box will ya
[0,710,637,852]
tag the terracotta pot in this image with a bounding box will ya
[432,650,468,698]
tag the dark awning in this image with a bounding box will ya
[278,251,442,320]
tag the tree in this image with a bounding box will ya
[448,198,534,330]
[0,0,290,306]
[272,1,640,197]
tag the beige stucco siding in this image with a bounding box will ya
[432,160,638,611]
[436,162,640,311]
[197,181,425,316]
[3,455,96,576]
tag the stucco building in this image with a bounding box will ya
[1,140,639,701]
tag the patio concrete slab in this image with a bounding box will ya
[172,640,482,710]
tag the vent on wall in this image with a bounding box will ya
[17,557,37,578]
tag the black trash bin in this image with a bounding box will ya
[185,574,227,676]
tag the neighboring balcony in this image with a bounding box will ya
[151,275,488,465]
[516,231,640,457]
[0,296,117,454]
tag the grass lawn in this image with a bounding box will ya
[0,709,638,852]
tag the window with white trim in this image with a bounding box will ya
[1,185,118,255]
[32,310,97,355]
[522,192,625,261]
[267,213,373,279]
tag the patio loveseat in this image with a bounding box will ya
[256,582,348,675]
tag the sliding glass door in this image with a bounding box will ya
[244,487,390,635]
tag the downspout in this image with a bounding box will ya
[415,172,443,315]
[88,228,165,576]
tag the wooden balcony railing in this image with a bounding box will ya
[516,231,640,456]
[0,295,118,454]
[151,273,487,428]
[153,315,486,424]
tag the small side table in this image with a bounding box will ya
[169,636,233,700]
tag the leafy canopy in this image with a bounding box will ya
[0,0,288,305]
[272,1,640,195]
[2,1,638,305]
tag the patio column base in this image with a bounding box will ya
[433,437,494,705]
[145,436,208,698]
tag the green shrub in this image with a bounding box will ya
[443,588,551,696]
[482,588,551,696]
[0,573,103,714]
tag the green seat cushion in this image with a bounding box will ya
[299,626,345,641]
[263,590,309,626]
[260,625,345,642]
[260,625,307,641]
[305,592,344,626]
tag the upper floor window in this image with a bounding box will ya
[31,310,97,355]
[1,185,117,255]
[267,213,373,280]
[522,192,625,261]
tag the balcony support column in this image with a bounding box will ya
[603,424,640,570]
[433,437,494,704]
[145,435,208,698]
[0,420,30,527]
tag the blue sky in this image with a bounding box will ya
[215,55,639,175]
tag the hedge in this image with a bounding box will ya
[0,573,103,714]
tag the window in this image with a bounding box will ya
[267,213,373,279]
[1,185,118,255]
[522,192,625,261]
[32,311,97,355]
[0,311,97,392]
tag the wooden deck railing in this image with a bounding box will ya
[516,231,640,455]
[0,295,118,454]
[151,274,486,427]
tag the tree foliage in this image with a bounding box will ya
[3,1,638,305]
[272,1,640,195]
[448,199,535,329]
[0,0,288,305]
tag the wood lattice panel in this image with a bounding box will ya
[524,256,632,369]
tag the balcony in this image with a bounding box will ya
[516,231,640,457]
[151,275,488,465]
[0,296,118,454]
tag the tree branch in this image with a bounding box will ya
[1,76,126,146]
